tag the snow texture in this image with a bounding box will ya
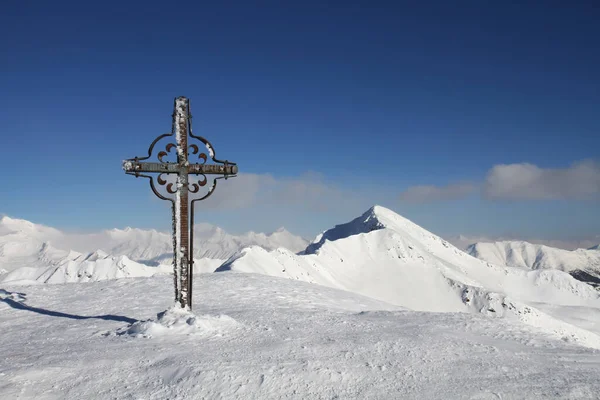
[1,274,599,399]
[121,160,133,171]
[174,96,187,160]
[205,141,215,158]
[119,304,239,338]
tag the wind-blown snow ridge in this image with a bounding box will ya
[220,205,600,348]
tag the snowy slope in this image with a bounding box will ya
[467,241,600,288]
[219,206,600,345]
[1,273,599,399]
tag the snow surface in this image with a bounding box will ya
[1,274,599,399]
[121,304,240,338]
[219,206,600,348]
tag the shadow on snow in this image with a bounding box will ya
[1,291,137,324]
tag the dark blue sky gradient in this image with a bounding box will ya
[1,1,598,238]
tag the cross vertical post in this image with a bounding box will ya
[123,96,238,310]
[173,97,190,308]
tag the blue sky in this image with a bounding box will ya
[1,1,599,240]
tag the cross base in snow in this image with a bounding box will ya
[122,97,238,309]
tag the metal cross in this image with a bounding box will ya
[122,96,238,310]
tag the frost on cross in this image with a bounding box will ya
[122,96,238,310]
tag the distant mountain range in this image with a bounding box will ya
[447,234,600,252]
[0,216,307,284]
[467,240,600,288]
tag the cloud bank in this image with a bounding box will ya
[198,172,363,212]
[400,160,600,204]
[483,160,600,201]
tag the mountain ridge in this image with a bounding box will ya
[0,215,308,283]
[467,240,600,289]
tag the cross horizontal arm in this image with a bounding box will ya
[123,160,238,175]
[188,163,238,175]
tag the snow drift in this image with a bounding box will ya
[118,304,240,338]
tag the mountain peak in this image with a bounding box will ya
[305,205,401,254]
[366,204,390,215]
[363,205,400,225]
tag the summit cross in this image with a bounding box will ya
[122,96,238,310]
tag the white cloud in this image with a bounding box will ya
[199,173,276,209]
[483,160,600,200]
[399,182,475,203]
[193,172,362,212]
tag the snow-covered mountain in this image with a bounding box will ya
[0,248,167,285]
[447,234,600,252]
[219,206,600,347]
[0,216,307,284]
[2,208,600,398]
[57,224,308,265]
[0,217,167,284]
[467,241,600,288]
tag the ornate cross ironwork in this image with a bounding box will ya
[122,96,238,310]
